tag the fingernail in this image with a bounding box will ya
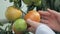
[27,19,30,21]
[27,19,31,22]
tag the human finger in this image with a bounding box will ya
[38,10,50,16]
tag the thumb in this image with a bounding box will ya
[26,19,40,28]
[28,27,35,33]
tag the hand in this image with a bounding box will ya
[26,19,40,33]
[38,9,60,32]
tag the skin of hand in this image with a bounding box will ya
[26,19,40,33]
[38,9,60,32]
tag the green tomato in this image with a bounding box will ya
[13,19,27,32]
[23,0,32,6]
[30,0,41,6]
[23,0,41,6]
[34,0,41,6]
[31,0,40,3]
[31,0,41,6]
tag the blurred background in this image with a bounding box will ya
[0,0,13,23]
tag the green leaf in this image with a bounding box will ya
[5,23,13,34]
[23,30,29,34]
[36,4,42,11]
[0,22,3,26]
[27,3,35,13]
[14,0,21,9]
[18,0,21,8]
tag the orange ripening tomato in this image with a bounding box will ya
[24,10,40,22]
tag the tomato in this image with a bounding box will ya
[12,19,27,34]
[23,0,41,6]
[23,0,32,6]
[5,6,22,21]
[24,10,40,22]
